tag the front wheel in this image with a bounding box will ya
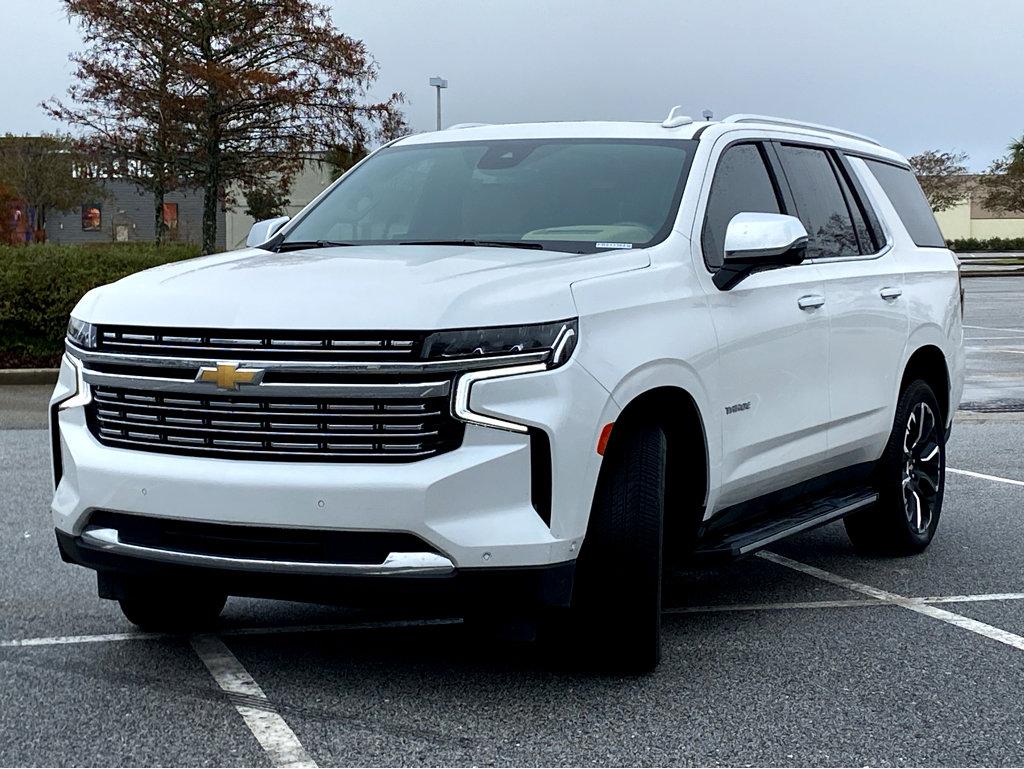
[845,380,945,555]
[551,422,666,672]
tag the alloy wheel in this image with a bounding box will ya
[902,402,942,535]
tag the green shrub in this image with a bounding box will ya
[947,236,1024,252]
[0,242,201,368]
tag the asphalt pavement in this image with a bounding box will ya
[2,277,1023,766]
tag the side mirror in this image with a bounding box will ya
[713,212,809,290]
[245,216,290,248]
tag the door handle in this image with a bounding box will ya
[797,294,826,311]
[880,287,902,301]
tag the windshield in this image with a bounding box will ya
[280,138,696,254]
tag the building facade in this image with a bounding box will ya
[44,180,225,250]
[933,177,1024,242]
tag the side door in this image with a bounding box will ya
[773,143,908,468]
[696,139,831,511]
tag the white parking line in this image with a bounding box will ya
[665,591,1024,614]
[963,324,1024,335]
[191,634,317,769]
[759,551,1024,653]
[948,467,1024,487]
[0,617,461,649]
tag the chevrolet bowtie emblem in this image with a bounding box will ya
[195,362,264,390]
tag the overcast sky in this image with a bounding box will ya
[3,0,1021,169]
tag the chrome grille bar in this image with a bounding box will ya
[67,341,548,374]
[87,386,462,462]
[82,368,451,399]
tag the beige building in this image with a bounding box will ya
[933,177,1024,241]
[224,159,337,249]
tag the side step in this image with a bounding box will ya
[695,490,878,558]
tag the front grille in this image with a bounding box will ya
[97,325,425,361]
[87,386,464,462]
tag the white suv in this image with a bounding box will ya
[50,111,964,670]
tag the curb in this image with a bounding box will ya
[0,369,59,385]
[960,269,1024,278]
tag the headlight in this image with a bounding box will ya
[66,317,96,349]
[422,319,577,367]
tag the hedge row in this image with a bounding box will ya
[0,243,201,368]
[947,236,1024,252]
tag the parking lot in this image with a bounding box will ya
[2,276,1023,767]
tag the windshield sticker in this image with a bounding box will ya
[596,242,633,249]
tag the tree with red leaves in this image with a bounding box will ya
[49,0,408,254]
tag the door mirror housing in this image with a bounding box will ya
[245,216,290,248]
[713,212,809,290]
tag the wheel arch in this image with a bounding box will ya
[602,385,709,557]
[901,345,950,428]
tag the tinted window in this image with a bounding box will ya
[864,159,946,248]
[282,139,695,255]
[777,145,859,259]
[701,143,781,268]
[833,161,877,253]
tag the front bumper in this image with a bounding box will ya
[50,353,615,583]
[55,528,576,610]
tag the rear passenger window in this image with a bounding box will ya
[777,145,859,259]
[864,159,946,248]
[701,143,781,269]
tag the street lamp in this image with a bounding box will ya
[429,76,448,131]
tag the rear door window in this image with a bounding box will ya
[776,144,859,259]
[863,159,946,248]
[701,143,782,269]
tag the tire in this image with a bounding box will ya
[845,379,946,555]
[118,581,227,632]
[555,422,666,672]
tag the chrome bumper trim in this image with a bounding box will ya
[80,526,456,577]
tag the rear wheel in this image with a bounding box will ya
[845,380,945,555]
[118,581,226,632]
[553,422,666,672]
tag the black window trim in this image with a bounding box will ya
[698,138,791,273]
[770,139,893,264]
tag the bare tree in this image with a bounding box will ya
[46,0,192,245]
[908,150,970,212]
[161,0,408,253]
[48,0,408,254]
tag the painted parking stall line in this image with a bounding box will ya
[948,467,1024,487]
[191,635,317,769]
[759,551,1024,653]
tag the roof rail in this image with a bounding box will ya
[721,114,880,146]
[447,122,491,130]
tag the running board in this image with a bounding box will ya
[695,490,878,558]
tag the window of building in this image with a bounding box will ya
[701,143,782,269]
[864,159,946,248]
[776,145,859,259]
[162,202,178,232]
[82,204,102,232]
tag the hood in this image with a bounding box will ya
[74,244,648,330]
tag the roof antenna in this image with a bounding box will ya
[661,105,693,128]
[702,109,714,121]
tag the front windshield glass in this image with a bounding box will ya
[281,138,696,253]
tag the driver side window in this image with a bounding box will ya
[701,143,783,269]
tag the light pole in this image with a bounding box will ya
[429,76,448,131]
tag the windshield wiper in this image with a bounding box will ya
[399,239,545,250]
[274,240,357,252]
